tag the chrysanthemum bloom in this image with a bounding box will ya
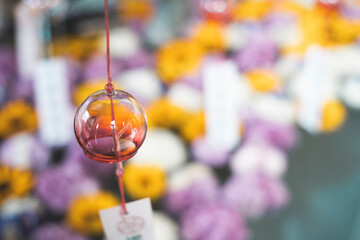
[72,80,120,106]
[232,0,271,21]
[0,165,34,204]
[82,57,123,81]
[180,112,205,142]
[180,203,248,240]
[52,35,101,61]
[246,69,279,92]
[123,164,166,201]
[235,33,278,72]
[0,100,37,138]
[31,223,87,240]
[154,212,179,240]
[327,15,360,45]
[67,191,118,236]
[146,98,192,131]
[166,163,218,214]
[223,175,289,218]
[321,100,346,132]
[36,162,99,213]
[192,21,225,52]
[156,39,204,84]
[118,0,154,21]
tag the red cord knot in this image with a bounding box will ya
[105,82,114,94]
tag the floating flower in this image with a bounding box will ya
[123,164,166,201]
[167,83,203,113]
[0,133,50,171]
[146,98,191,130]
[52,35,100,61]
[132,128,187,172]
[0,100,37,138]
[0,165,34,204]
[246,69,279,92]
[31,223,88,240]
[82,57,123,81]
[118,0,154,21]
[192,21,225,52]
[156,39,204,84]
[235,33,278,72]
[166,163,218,214]
[321,100,346,132]
[223,175,289,218]
[36,162,99,213]
[230,143,287,178]
[327,15,360,45]
[122,51,154,70]
[180,112,205,142]
[102,27,140,58]
[154,212,179,240]
[67,191,118,236]
[116,68,162,106]
[232,0,271,21]
[191,137,231,167]
[180,203,248,240]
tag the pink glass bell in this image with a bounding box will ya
[316,0,342,11]
[74,89,147,163]
[199,0,231,22]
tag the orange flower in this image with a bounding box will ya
[156,39,204,84]
[322,100,346,132]
[247,69,279,92]
[118,0,154,21]
[180,112,206,142]
[192,20,225,52]
[232,0,271,21]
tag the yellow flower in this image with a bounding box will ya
[73,80,120,106]
[118,0,154,21]
[52,35,101,61]
[0,100,37,138]
[192,21,225,52]
[123,164,166,201]
[0,165,35,204]
[232,0,271,21]
[327,15,360,45]
[180,112,205,142]
[246,69,279,92]
[146,98,192,131]
[322,100,346,132]
[156,39,204,84]
[67,191,119,236]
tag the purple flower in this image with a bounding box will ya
[244,119,297,150]
[191,137,231,166]
[0,133,50,172]
[180,203,248,240]
[223,175,289,219]
[234,32,278,72]
[36,162,99,213]
[341,4,360,19]
[82,57,123,81]
[31,223,88,240]
[122,51,153,70]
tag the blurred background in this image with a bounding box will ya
[1,0,360,239]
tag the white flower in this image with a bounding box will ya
[132,129,187,172]
[153,212,179,240]
[102,27,140,58]
[116,68,163,106]
[224,23,250,51]
[167,83,203,113]
[230,143,287,178]
[168,163,216,191]
[1,197,41,218]
[251,95,296,125]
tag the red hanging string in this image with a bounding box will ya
[104,0,128,214]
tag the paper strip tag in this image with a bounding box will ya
[100,198,155,240]
[203,60,240,151]
[33,58,73,147]
[15,3,43,81]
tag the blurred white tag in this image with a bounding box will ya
[203,60,240,151]
[15,3,43,81]
[33,58,73,147]
[297,46,335,133]
[100,198,155,240]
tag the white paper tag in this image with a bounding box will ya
[296,46,336,133]
[15,3,43,81]
[100,198,155,240]
[203,60,240,151]
[33,58,73,147]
